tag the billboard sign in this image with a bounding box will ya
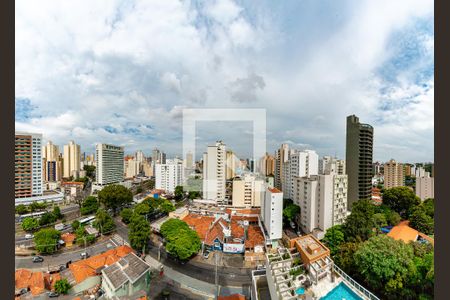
[223,243,245,253]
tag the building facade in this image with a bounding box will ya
[42,141,62,182]
[261,187,283,241]
[232,174,265,207]
[15,132,43,199]
[95,144,124,186]
[274,144,289,190]
[416,175,434,200]
[282,150,319,200]
[384,159,405,189]
[294,173,348,239]
[259,153,275,176]
[63,140,81,179]
[345,115,373,209]
[202,141,226,204]
[155,159,184,193]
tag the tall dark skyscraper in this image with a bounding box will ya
[346,115,374,210]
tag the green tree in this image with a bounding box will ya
[30,201,46,212]
[386,211,401,226]
[128,214,151,251]
[372,213,387,232]
[343,199,375,242]
[54,278,71,294]
[174,185,184,201]
[322,225,345,256]
[52,206,63,219]
[120,208,134,224]
[188,191,201,200]
[382,187,421,219]
[71,220,80,231]
[16,204,29,215]
[80,196,99,215]
[333,241,362,276]
[136,186,143,194]
[283,203,300,223]
[93,209,116,234]
[83,165,96,178]
[409,208,434,235]
[354,235,416,298]
[39,212,57,226]
[160,200,175,214]
[98,184,133,213]
[34,228,61,254]
[422,198,434,218]
[22,217,40,232]
[160,219,201,260]
[134,203,150,216]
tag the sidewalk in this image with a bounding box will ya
[145,254,246,299]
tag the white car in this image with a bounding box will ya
[25,234,34,239]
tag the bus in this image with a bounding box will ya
[79,216,95,225]
[18,211,46,222]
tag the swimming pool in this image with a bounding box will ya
[295,287,305,295]
[321,282,362,300]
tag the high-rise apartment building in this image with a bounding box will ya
[155,159,184,193]
[185,151,194,169]
[346,115,373,209]
[15,132,43,198]
[259,153,275,176]
[384,159,405,189]
[261,187,283,241]
[294,172,348,239]
[202,141,226,204]
[225,150,239,179]
[416,174,434,200]
[320,156,345,175]
[415,166,426,178]
[42,141,62,182]
[274,144,289,190]
[124,156,140,178]
[95,144,124,186]
[231,174,265,207]
[282,150,319,200]
[63,140,81,178]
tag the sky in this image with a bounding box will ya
[15,0,434,163]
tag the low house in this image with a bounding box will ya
[387,220,434,245]
[101,253,151,298]
[15,269,46,297]
[61,233,76,248]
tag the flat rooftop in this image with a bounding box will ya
[294,234,330,264]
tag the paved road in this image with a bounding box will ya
[15,237,118,271]
[113,218,253,288]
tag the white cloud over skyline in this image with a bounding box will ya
[15,0,434,162]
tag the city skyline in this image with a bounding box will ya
[15,0,434,162]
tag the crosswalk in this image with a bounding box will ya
[110,234,129,246]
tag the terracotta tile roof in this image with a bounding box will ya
[44,272,61,291]
[231,215,259,223]
[69,245,133,283]
[204,219,225,246]
[182,213,215,240]
[387,222,419,243]
[269,187,282,193]
[61,233,76,243]
[15,269,46,296]
[245,226,265,249]
[225,208,260,215]
[218,294,246,300]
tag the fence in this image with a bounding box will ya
[333,264,380,300]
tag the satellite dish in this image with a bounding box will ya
[243,220,249,226]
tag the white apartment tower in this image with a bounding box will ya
[232,174,265,207]
[63,140,81,178]
[202,141,226,204]
[320,156,345,175]
[283,150,319,200]
[294,172,348,239]
[155,159,184,193]
[95,144,124,185]
[416,174,434,200]
[261,187,283,241]
[15,132,43,198]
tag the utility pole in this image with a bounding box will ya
[215,251,219,299]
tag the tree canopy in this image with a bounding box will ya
[322,225,345,256]
[382,187,421,219]
[80,196,99,216]
[283,203,300,223]
[93,209,116,234]
[160,219,201,260]
[97,184,133,212]
[22,217,39,232]
[354,235,415,298]
[16,204,29,215]
[128,214,151,251]
[54,278,71,294]
[343,199,374,242]
[120,208,133,224]
[174,185,184,201]
[34,228,61,254]
[409,208,434,235]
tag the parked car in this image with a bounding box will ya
[32,256,44,263]
[47,291,59,298]
[203,251,210,259]
[80,252,89,259]
[24,234,34,239]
